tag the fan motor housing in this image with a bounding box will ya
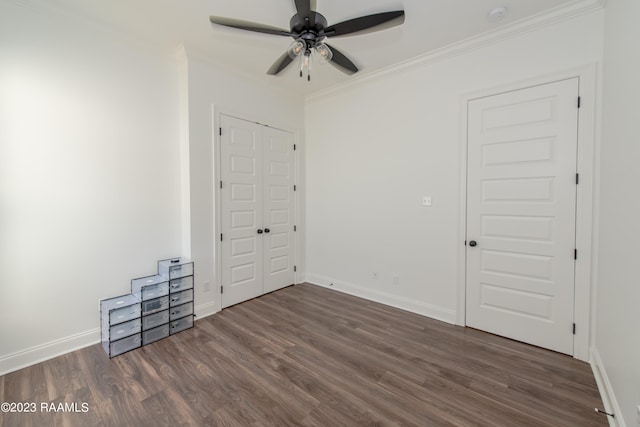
[290,12,327,35]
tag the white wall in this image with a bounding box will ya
[0,0,305,374]
[595,0,640,424]
[178,47,305,317]
[304,10,604,323]
[0,1,181,372]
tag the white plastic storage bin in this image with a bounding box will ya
[131,275,169,301]
[100,294,142,358]
[158,258,194,280]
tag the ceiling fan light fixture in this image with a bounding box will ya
[315,43,333,63]
[288,39,305,59]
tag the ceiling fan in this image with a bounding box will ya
[209,1,405,81]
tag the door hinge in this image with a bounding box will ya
[294,225,297,232]
[219,127,222,136]
[572,323,576,334]
[576,173,579,185]
[574,249,577,260]
[220,233,224,242]
[220,180,223,189]
[221,286,224,294]
[577,96,581,108]
[293,185,297,191]
[293,144,296,151]
[294,266,297,272]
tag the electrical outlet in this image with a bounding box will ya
[372,272,379,280]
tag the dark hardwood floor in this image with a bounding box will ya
[0,283,606,426]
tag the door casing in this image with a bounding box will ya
[458,64,599,361]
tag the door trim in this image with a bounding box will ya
[457,64,599,361]
[213,108,299,311]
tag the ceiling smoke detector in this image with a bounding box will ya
[487,6,508,23]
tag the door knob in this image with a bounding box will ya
[257,229,263,234]
[264,228,270,233]
[469,240,477,247]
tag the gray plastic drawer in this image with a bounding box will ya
[109,318,141,341]
[109,333,141,357]
[158,258,194,280]
[132,275,169,301]
[170,302,193,321]
[169,276,194,293]
[141,296,169,316]
[170,315,193,335]
[142,310,169,331]
[142,324,170,345]
[169,289,193,307]
[109,303,141,325]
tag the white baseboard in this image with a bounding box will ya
[0,302,220,376]
[304,274,457,325]
[0,328,100,376]
[194,300,218,320]
[591,347,625,427]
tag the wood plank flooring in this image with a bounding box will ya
[0,283,607,426]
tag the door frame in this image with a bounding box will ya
[213,107,300,312]
[457,64,600,361]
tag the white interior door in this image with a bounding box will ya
[262,126,295,294]
[466,78,579,355]
[220,115,295,308]
[220,115,263,308]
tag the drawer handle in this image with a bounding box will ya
[171,283,179,288]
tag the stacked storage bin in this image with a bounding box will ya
[100,257,194,358]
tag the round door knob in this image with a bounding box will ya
[469,240,477,247]
[264,228,270,233]
[257,229,264,234]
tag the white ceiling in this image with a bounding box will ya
[32,0,588,95]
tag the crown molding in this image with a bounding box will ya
[306,0,605,103]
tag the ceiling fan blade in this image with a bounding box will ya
[325,44,358,75]
[294,0,312,18]
[324,11,405,38]
[267,51,295,75]
[210,16,292,37]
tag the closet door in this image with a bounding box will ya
[220,115,264,308]
[220,115,296,308]
[262,126,295,294]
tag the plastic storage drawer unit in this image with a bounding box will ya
[142,310,169,331]
[170,315,193,335]
[101,294,142,358]
[158,258,194,280]
[131,275,169,301]
[142,324,170,345]
[170,302,193,321]
[170,289,193,307]
[141,295,169,316]
[169,276,194,293]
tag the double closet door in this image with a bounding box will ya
[219,114,296,308]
